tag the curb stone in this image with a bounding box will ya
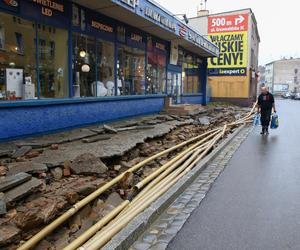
[102,125,253,250]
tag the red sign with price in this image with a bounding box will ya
[208,14,248,33]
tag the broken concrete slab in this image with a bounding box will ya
[82,135,111,143]
[7,162,48,176]
[0,172,32,192]
[0,150,12,158]
[67,129,97,142]
[29,119,192,166]
[4,178,41,205]
[116,125,155,132]
[0,192,6,215]
[198,116,211,125]
[11,146,32,159]
[90,128,105,134]
[103,124,118,134]
[70,153,108,175]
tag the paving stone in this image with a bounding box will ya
[7,162,48,176]
[0,172,32,192]
[157,233,174,243]
[11,146,32,159]
[132,242,151,250]
[149,242,168,250]
[4,178,41,205]
[142,234,157,244]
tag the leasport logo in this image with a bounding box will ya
[3,0,18,7]
[208,14,248,33]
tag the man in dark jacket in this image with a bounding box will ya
[257,87,276,135]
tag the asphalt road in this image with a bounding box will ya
[168,99,300,250]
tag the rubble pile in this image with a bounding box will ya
[0,104,249,249]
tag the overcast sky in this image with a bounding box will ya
[155,0,299,66]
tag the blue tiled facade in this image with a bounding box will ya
[0,0,218,140]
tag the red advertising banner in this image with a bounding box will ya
[208,14,248,33]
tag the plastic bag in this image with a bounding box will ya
[253,113,261,126]
[270,113,279,129]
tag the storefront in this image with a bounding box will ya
[0,0,218,140]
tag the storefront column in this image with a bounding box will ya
[68,28,74,98]
[200,58,208,105]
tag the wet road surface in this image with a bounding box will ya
[168,99,300,250]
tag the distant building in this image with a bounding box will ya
[265,58,300,95]
[189,9,260,106]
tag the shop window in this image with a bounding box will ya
[72,33,115,98]
[72,33,96,97]
[96,40,115,96]
[117,45,145,95]
[0,12,37,101]
[38,24,69,98]
[182,54,200,94]
[146,38,166,94]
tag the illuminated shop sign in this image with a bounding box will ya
[131,33,143,43]
[3,0,18,7]
[119,0,139,9]
[91,20,113,33]
[144,7,176,31]
[31,0,64,17]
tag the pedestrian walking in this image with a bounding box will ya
[257,87,276,135]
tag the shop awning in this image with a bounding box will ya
[72,0,219,58]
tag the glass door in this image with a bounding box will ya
[167,71,182,104]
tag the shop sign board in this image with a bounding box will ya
[208,14,248,76]
[144,6,176,31]
[0,0,19,12]
[118,0,139,9]
[18,0,70,28]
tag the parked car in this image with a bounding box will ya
[282,92,291,99]
[294,93,300,100]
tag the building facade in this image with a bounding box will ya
[0,0,218,140]
[189,8,260,106]
[265,58,300,95]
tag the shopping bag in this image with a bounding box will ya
[253,113,261,126]
[270,113,279,129]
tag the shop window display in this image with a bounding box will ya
[38,24,69,98]
[117,45,145,95]
[96,40,115,96]
[72,33,115,97]
[146,38,166,94]
[72,33,96,97]
[0,12,37,101]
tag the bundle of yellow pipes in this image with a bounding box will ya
[18,103,256,250]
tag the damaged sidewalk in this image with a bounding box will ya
[0,104,250,249]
